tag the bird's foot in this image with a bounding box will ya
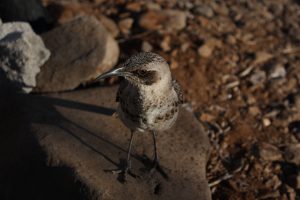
[149,158,159,174]
[105,160,131,175]
[105,162,139,182]
[109,166,130,175]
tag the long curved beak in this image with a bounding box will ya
[95,66,126,81]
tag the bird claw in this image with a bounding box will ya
[105,166,140,181]
[106,166,130,175]
[149,158,159,172]
[110,169,126,175]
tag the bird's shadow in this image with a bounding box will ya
[10,91,169,183]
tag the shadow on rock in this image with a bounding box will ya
[0,92,90,200]
[27,93,170,178]
[0,87,211,200]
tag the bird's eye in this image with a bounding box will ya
[132,70,152,78]
[131,70,157,85]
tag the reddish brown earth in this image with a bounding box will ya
[41,0,300,199]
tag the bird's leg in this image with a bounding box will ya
[110,130,134,175]
[125,130,134,173]
[150,131,159,171]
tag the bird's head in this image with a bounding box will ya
[95,52,172,86]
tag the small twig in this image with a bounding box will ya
[239,65,254,77]
[208,161,245,188]
[211,122,224,135]
[208,173,234,188]
[225,81,240,89]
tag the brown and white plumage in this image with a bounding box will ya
[115,52,183,132]
[95,52,183,174]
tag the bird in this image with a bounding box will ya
[95,52,183,175]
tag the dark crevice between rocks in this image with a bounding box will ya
[154,183,162,195]
[0,91,91,200]
[0,0,54,33]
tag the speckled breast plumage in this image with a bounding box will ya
[116,80,181,132]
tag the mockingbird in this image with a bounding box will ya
[96,52,183,174]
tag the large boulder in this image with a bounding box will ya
[0,22,50,93]
[0,86,211,200]
[34,16,119,93]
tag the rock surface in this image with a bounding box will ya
[35,16,119,93]
[0,86,211,200]
[139,10,187,32]
[99,15,119,38]
[0,22,50,93]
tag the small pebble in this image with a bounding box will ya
[259,142,282,161]
[118,18,134,35]
[141,41,153,52]
[263,118,271,127]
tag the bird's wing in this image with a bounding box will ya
[172,79,184,104]
[116,79,128,102]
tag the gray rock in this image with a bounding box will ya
[26,86,211,200]
[0,22,50,93]
[0,22,31,39]
[35,15,119,93]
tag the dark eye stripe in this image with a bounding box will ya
[131,70,157,85]
[132,70,150,77]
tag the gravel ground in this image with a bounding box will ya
[44,0,300,199]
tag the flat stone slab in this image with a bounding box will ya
[1,86,211,200]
